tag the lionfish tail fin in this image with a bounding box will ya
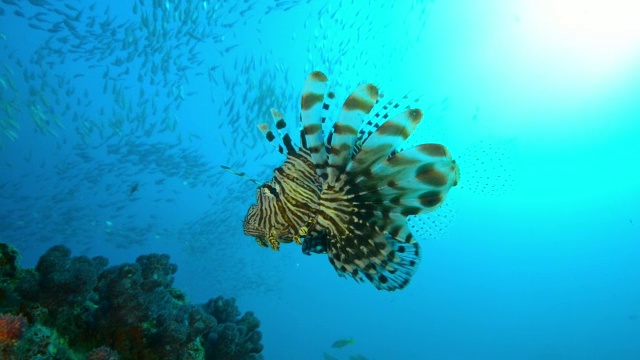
[300,71,330,181]
[327,232,420,291]
[326,83,379,185]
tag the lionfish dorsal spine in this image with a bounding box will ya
[256,122,286,155]
[300,71,330,181]
[326,83,379,185]
[269,108,296,155]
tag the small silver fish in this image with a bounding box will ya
[349,355,368,360]
[322,353,338,360]
[331,338,355,349]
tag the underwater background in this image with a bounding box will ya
[1,0,639,359]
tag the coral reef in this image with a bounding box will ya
[0,313,26,344]
[0,243,20,279]
[0,313,27,358]
[13,323,74,359]
[203,298,264,360]
[0,242,264,360]
[85,346,120,360]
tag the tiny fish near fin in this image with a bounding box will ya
[220,165,263,186]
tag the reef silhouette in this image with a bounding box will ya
[0,242,263,360]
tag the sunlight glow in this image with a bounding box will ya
[523,0,640,79]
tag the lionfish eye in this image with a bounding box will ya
[260,183,279,198]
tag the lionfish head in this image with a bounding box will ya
[243,204,263,237]
[243,184,296,250]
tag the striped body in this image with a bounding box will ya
[244,149,322,249]
[241,71,459,291]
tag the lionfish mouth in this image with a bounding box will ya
[229,71,459,291]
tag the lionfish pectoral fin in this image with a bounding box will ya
[302,231,329,255]
[355,93,421,148]
[355,144,459,219]
[348,108,424,176]
[220,165,263,186]
[327,232,420,291]
[378,212,416,244]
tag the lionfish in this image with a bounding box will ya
[235,71,459,291]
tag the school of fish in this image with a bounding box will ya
[0,0,462,296]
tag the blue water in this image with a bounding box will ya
[1,1,639,359]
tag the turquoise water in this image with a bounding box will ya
[1,1,639,359]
